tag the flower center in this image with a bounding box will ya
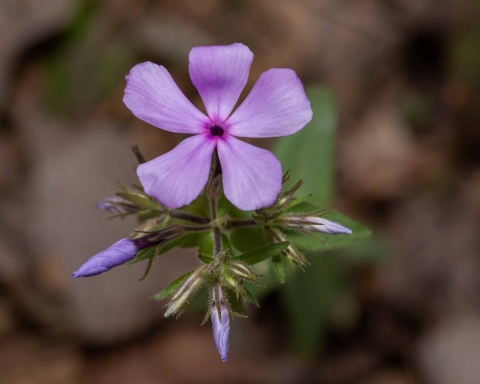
[209,125,224,137]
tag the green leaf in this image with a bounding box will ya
[150,270,195,301]
[281,254,348,354]
[179,194,209,217]
[198,253,215,264]
[178,231,211,249]
[198,231,214,255]
[287,212,371,252]
[274,87,337,206]
[241,286,260,307]
[232,242,290,265]
[272,254,285,283]
[230,226,267,253]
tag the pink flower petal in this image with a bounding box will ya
[227,69,312,138]
[124,62,208,134]
[217,136,282,210]
[189,43,253,122]
[137,134,216,208]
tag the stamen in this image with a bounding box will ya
[209,125,224,137]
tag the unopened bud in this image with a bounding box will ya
[72,238,137,278]
[132,225,184,250]
[210,285,230,362]
[164,266,206,317]
[304,217,352,235]
[96,196,138,215]
[283,216,352,235]
[265,227,308,267]
[229,262,263,285]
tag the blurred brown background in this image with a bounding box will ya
[1,0,480,383]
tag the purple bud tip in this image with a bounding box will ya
[72,238,137,278]
[211,289,230,362]
[309,217,353,235]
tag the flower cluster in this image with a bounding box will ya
[72,44,355,361]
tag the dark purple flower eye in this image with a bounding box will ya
[209,125,224,137]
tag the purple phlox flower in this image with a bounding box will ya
[211,285,230,362]
[72,238,137,278]
[123,43,313,211]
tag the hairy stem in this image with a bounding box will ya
[209,194,221,256]
[209,150,222,257]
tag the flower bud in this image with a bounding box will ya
[211,285,230,362]
[164,266,206,317]
[229,262,263,285]
[132,225,184,250]
[72,238,137,278]
[304,217,352,235]
[265,227,308,266]
[283,216,352,235]
[96,196,138,215]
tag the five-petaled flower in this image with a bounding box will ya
[123,43,312,211]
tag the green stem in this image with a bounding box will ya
[170,210,210,224]
[182,224,212,232]
[209,150,222,256]
[227,219,259,229]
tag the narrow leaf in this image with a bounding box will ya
[150,269,195,301]
[232,242,290,265]
[272,254,285,283]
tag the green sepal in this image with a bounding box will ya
[138,257,154,281]
[198,253,215,265]
[115,191,162,211]
[284,194,312,211]
[225,288,246,317]
[150,269,195,301]
[127,232,197,265]
[232,241,290,265]
[272,254,285,283]
[228,263,265,287]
